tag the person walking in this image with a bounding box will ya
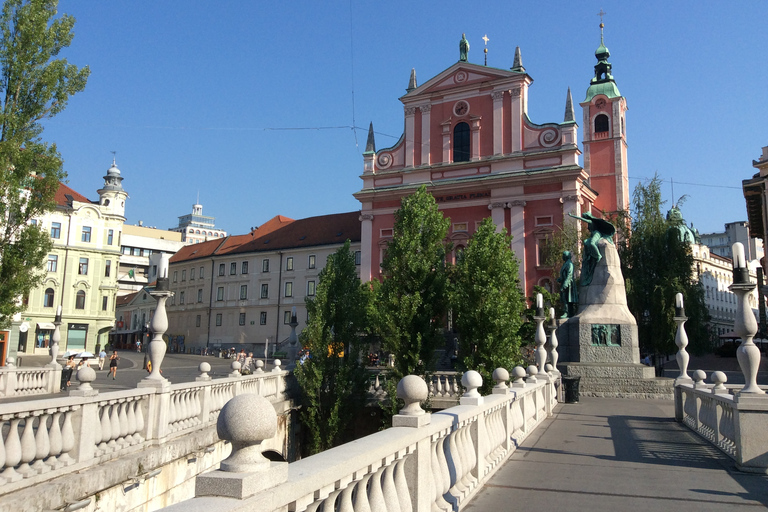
[109,351,119,379]
[98,349,107,370]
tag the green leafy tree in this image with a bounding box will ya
[377,185,450,377]
[0,0,89,327]
[450,218,526,391]
[617,175,711,357]
[294,241,371,455]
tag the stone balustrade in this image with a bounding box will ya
[163,367,558,512]
[0,369,290,495]
[674,243,768,473]
[0,366,60,397]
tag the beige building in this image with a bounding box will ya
[166,212,361,354]
[13,162,127,357]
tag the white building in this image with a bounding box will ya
[700,221,764,263]
[118,224,185,296]
[169,203,227,245]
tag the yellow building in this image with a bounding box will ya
[12,161,127,357]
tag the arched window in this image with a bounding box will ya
[43,288,54,307]
[594,114,609,133]
[75,290,86,309]
[453,122,470,162]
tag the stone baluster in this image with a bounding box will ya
[548,307,560,374]
[17,414,36,477]
[108,402,120,449]
[126,400,137,445]
[1,417,23,481]
[674,292,691,381]
[98,405,111,452]
[32,412,51,474]
[435,374,444,397]
[118,401,130,445]
[711,371,728,395]
[534,293,547,376]
[47,411,64,468]
[453,375,460,395]
[492,368,509,394]
[392,375,430,427]
[195,394,288,500]
[730,243,765,395]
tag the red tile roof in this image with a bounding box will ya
[169,212,360,263]
[116,292,139,306]
[54,182,91,207]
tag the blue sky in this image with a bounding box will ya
[42,1,768,236]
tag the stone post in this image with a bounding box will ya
[196,394,288,499]
[674,293,691,382]
[139,266,172,390]
[547,307,560,375]
[492,368,509,394]
[70,365,97,397]
[511,366,526,388]
[533,294,547,377]
[46,306,62,370]
[730,243,765,395]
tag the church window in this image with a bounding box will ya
[594,114,609,133]
[453,122,470,162]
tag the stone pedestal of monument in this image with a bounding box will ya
[557,238,674,399]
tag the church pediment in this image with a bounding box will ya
[402,63,525,100]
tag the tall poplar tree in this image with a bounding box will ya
[377,185,450,377]
[450,218,526,391]
[618,176,711,357]
[0,0,89,327]
[294,241,371,455]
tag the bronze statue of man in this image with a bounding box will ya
[459,34,469,62]
[557,250,578,318]
[568,212,616,286]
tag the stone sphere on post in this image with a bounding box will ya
[229,360,242,378]
[272,359,282,372]
[461,370,483,398]
[692,369,707,389]
[75,365,96,391]
[710,371,728,394]
[492,368,509,390]
[512,366,527,385]
[396,375,428,416]
[217,394,277,472]
[254,360,264,373]
[197,362,211,381]
[526,365,539,383]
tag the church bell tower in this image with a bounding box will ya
[580,20,629,215]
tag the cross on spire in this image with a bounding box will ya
[482,34,489,66]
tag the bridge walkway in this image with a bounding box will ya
[466,397,768,512]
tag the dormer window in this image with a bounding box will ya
[453,122,470,162]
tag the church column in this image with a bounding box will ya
[488,202,506,234]
[359,213,374,282]
[508,200,527,289]
[561,194,581,220]
[404,107,416,168]
[442,122,451,163]
[492,91,504,155]
[419,105,431,166]
[509,87,523,152]
[470,118,481,161]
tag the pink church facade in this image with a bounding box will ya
[355,34,628,297]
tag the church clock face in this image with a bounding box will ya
[595,98,606,108]
[454,100,469,116]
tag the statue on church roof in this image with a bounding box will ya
[666,206,697,244]
[569,212,616,286]
[459,33,469,62]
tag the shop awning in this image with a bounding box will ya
[37,322,55,330]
